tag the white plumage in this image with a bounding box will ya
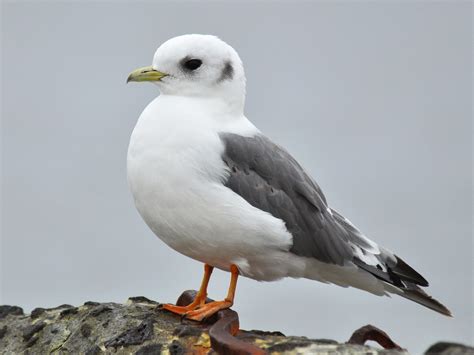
[126,34,451,317]
[128,95,293,280]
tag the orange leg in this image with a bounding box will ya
[185,264,239,321]
[162,264,213,315]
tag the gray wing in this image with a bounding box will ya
[219,132,377,266]
[219,133,453,315]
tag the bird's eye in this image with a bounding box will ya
[183,59,202,71]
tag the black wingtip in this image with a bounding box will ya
[392,255,429,287]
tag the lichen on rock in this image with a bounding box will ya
[0,297,471,354]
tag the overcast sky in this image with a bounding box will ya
[1,1,472,353]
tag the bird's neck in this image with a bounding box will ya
[138,94,257,140]
[158,92,245,118]
[218,78,246,115]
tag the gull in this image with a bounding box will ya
[126,34,451,321]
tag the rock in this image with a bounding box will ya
[0,305,23,319]
[0,294,469,354]
[425,342,474,355]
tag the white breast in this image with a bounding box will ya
[127,95,293,279]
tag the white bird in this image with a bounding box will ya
[126,34,451,321]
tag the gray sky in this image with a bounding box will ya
[1,1,472,353]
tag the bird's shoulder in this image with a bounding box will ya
[219,132,327,208]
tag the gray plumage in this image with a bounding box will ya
[220,132,373,265]
[217,62,234,82]
[219,132,451,316]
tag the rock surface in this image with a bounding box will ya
[0,295,471,354]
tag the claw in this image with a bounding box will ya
[162,303,199,315]
[185,300,233,321]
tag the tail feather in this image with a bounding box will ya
[354,253,452,317]
[329,209,450,316]
[385,281,452,317]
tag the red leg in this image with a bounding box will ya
[162,264,213,315]
[185,264,239,321]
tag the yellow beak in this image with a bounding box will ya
[127,66,168,83]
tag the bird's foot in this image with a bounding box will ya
[161,302,201,315]
[184,299,233,321]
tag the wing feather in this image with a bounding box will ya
[219,132,450,316]
[220,133,363,265]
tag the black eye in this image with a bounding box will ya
[183,59,202,71]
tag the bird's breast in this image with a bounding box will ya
[126,96,292,273]
[126,97,240,259]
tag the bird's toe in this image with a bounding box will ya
[184,300,233,321]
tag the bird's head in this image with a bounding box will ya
[127,34,246,110]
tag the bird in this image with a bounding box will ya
[126,34,451,321]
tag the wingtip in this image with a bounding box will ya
[393,255,429,287]
[440,306,453,318]
[401,287,453,317]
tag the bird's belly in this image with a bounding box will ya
[127,128,293,277]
